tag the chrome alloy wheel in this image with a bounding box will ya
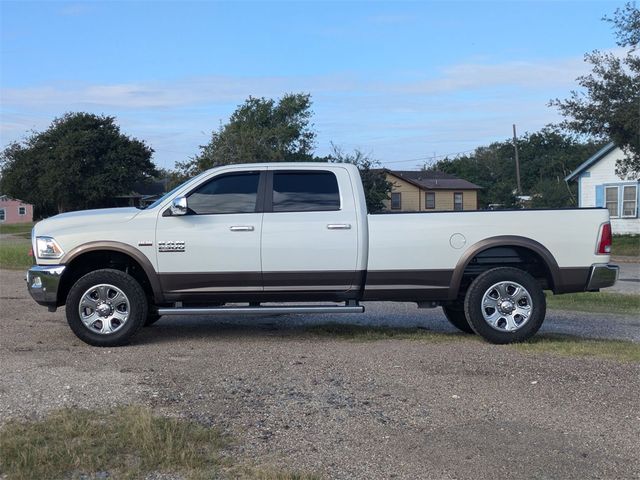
[78,284,131,335]
[481,281,533,332]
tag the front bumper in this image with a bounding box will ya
[586,264,619,291]
[26,265,66,308]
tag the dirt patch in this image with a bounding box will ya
[1,269,639,479]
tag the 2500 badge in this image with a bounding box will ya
[158,240,185,253]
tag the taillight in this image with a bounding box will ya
[596,222,612,255]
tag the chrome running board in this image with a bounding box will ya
[157,303,364,316]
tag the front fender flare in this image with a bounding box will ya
[60,241,163,303]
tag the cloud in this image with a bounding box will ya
[58,3,92,16]
[0,75,360,111]
[2,48,602,113]
[386,58,590,95]
[0,52,602,169]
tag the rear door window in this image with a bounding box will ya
[272,171,340,212]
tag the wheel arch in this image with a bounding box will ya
[58,242,163,306]
[449,236,560,300]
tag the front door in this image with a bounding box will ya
[156,170,264,298]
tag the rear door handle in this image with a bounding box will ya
[230,225,255,232]
[327,224,351,230]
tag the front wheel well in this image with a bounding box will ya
[456,246,554,299]
[58,250,154,307]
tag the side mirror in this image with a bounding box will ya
[170,196,188,216]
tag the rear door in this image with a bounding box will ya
[260,167,359,292]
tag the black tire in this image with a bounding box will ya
[442,304,475,334]
[65,269,148,347]
[464,267,546,344]
[144,312,162,327]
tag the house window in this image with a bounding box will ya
[391,192,401,210]
[0,209,5,222]
[454,192,463,211]
[18,206,26,216]
[425,192,435,209]
[605,186,619,217]
[622,185,638,217]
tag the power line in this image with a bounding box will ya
[382,148,476,165]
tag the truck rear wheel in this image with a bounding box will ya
[65,269,147,347]
[464,267,545,344]
[442,304,475,334]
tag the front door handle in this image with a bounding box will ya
[230,225,255,232]
[327,224,351,230]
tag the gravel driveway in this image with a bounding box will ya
[1,269,639,479]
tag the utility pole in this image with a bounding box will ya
[513,124,522,195]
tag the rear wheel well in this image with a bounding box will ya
[456,246,554,301]
[58,251,154,307]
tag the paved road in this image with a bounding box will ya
[608,261,640,295]
[154,300,640,343]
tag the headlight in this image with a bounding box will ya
[36,237,64,259]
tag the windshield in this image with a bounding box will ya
[144,171,209,210]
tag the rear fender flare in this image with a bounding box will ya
[448,235,560,300]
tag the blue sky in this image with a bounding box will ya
[0,0,625,170]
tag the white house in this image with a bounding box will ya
[565,143,639,234]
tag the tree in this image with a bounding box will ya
[0,113,156,215]
[175,93,392,212]
[551,2,640,178]
[607,2,640,49]
[427,127,603,208]
[426,146,519,209]
[529,178,574,209]
[177,93,316,177]
[327,143,393,213]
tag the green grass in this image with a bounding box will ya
[306,323,467,343]
[612,234,640,257]
[0,222,33,235]
[514,334,640,363]
[546,291,640,315]
[0,405,318,480]
[0,405,227,480]
[0,239,32,269]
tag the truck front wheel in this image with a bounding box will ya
[464,267,545,344]
[65,269,148,347]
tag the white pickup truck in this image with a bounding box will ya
[27,162,618,346]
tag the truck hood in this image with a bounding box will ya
[34,208,142,237]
